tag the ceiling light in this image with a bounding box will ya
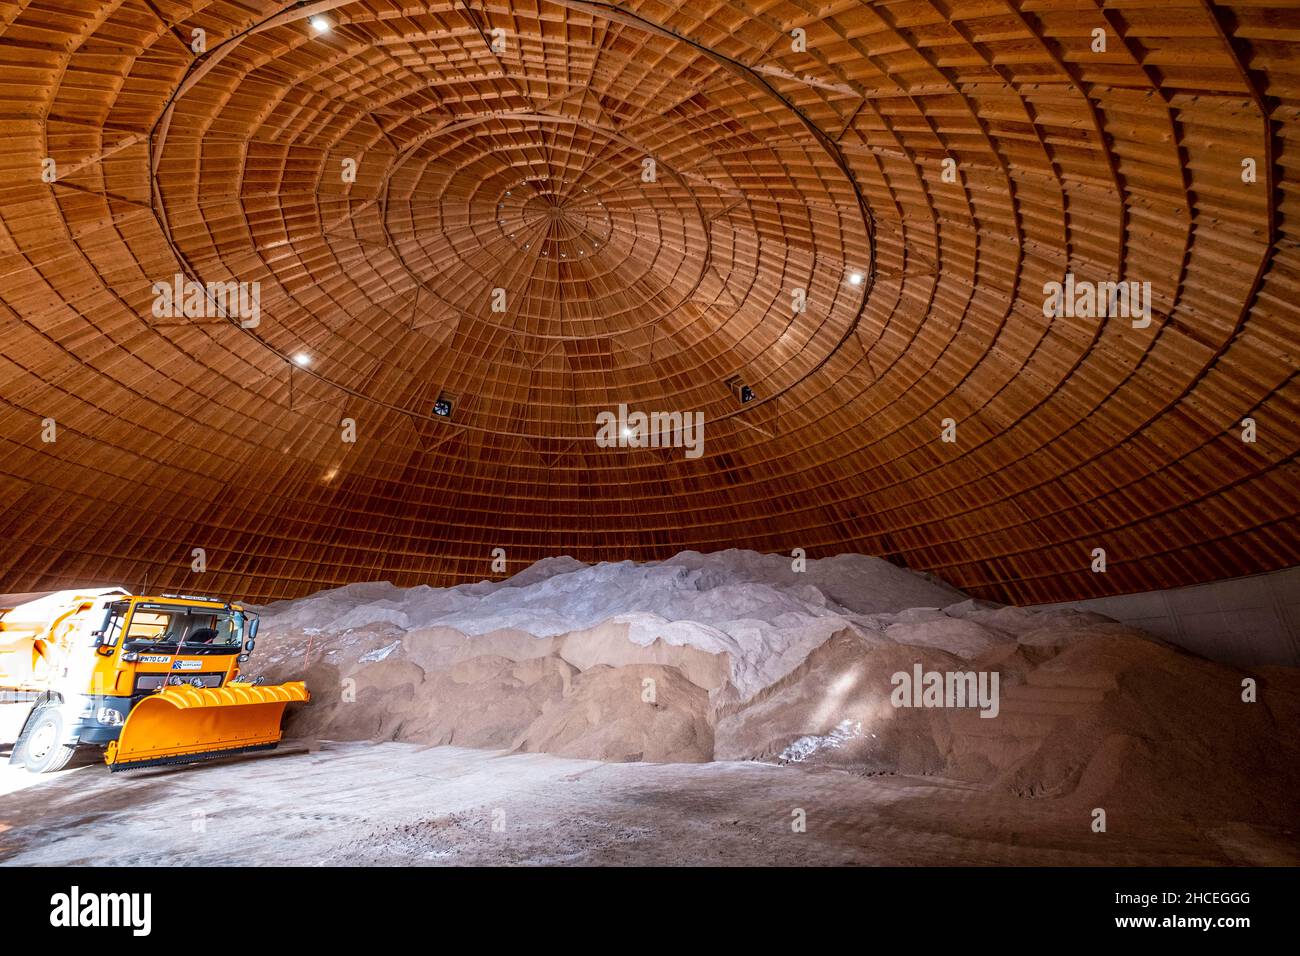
[309,16,330,33]
[294,353,311,367]
[848,272,864,286]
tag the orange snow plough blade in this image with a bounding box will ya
[104,681,309,772]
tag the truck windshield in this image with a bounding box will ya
[122,604,242,651]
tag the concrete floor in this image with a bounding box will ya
[1,698,1293,866]
[2,742,1292,867]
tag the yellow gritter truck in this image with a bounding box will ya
[0,588,308,773]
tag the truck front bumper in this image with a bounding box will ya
[65,694,132,746]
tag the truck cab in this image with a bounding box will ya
[3,590,262,772]
[74,594,261,742]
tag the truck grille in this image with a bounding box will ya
[134,672,225,693]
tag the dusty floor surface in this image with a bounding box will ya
[0,731,1293,866]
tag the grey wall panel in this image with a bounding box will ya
[1030,567,1300,668]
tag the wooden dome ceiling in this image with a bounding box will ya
[0,0,1296,604]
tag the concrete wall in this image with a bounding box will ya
[1031,566,1300,668]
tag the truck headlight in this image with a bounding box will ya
[96,707,124,726]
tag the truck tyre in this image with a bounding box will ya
[20,705,78,773]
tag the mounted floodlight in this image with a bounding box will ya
[725,375,755,405]
[309,16,331,33]
[848,271,864,286]
[293,353,312,367]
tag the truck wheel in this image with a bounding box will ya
[20,705,78,774]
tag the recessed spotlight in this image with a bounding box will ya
[309,15,330,33]
[848,271,864,286]
[294,353,312,367]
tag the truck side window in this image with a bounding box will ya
[99,603,127,648]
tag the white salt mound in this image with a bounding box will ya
[257,549,965,697]
[251,550,1300,825]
